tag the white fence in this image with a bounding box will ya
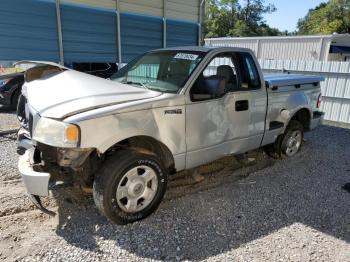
[259,59,350,124]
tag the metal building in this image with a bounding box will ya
[205,34,350,62]
[0,0,204,65]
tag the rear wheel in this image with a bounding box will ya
[93,149,168,224]
[282,127,303,157]
[265,120,304,159]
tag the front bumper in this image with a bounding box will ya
[310,111,324,130]
[18,149,56,216]
[18,149,50,196]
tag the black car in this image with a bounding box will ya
[0,63,118,108]
[71,62,118,79]
[0,72,24,108]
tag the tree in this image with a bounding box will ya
[297,0,350,35]
[203,0,239,38]
[203,0,280,38]
[238,0,276,28]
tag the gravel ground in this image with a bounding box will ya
[0,106,20,181]
[0,106,20,131]
[0,109,349,262]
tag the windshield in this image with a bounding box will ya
[111,50,206,93]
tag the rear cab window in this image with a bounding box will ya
[235,52,261,90]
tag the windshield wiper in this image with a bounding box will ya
[122,80,148,89]
[146,87,167,93]
[121,80,167,93]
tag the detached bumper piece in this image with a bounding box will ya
[18,149,56,216]
[28,194,56,217]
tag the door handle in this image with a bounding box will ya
[235,100,249,111]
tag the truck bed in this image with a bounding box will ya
[263,73,324,87]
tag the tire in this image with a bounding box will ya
[93,149,168,225]
[265,120,304,159]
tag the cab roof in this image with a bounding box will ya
[152,46,252,53]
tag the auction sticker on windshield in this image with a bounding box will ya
[174,53,199,61]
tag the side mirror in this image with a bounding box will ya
[191,76,226,101]
[203,76,226,98]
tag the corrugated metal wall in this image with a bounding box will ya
[117,0,200,62]
[60,2,117,63]
[166,0,199,22]
[205,37,332,62]
[0,0,59,61]
[166,19,198,47]
[64,0,200,22]
[258,38,327,61]
[120,13,163,62]
[62,0,115,10]
[119,0,163,17]
[260,59,350,124]
[0,0,200,64]
[206,38,258,52]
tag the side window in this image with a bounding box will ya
[202,56,237,77]
[235,53,261,90]
[190,53,239,102]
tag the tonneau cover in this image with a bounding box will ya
[263,73,324,87]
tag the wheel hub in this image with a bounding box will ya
[116,165,158,213]
[288,138,297,148]
[128,180,145,197]
[285,130,302,156]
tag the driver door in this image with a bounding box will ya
[185,51,266,169]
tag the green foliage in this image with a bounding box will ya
[203,0,280,38]
[297,0,350,35]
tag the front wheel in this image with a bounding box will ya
[93,149,168,224]
[265,120,304,159]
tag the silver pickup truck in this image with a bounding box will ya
[17,47,324,224]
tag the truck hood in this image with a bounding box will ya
[24,70,162,119]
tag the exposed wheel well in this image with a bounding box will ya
[107,136,176,174]
[290,108,311,131]
[11,87,20,105]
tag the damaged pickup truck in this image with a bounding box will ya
[17,47,324,224]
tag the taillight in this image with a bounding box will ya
[316,94,322,109]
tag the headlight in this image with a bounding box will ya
[33,117,80,148]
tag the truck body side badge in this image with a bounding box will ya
[164,109,182,115]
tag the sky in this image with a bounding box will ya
[263,0,326,32]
